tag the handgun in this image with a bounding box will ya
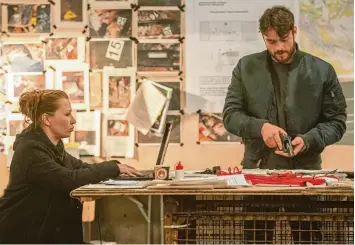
[279,133,294,157]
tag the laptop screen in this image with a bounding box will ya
[156,122,173,166]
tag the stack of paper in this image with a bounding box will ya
[125,79,172,135]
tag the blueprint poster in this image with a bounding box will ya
[185,0,299,113]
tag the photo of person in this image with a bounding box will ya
[60,0,83,22]
[13,74,46,98]
[89,40,132,69]
[108,76,130,108]
[137,115,181,144]
[45,38,78,60]
[107,120,129,136]
[199,112,241,143]
[138,10,180,39]
[7,4,51,34]
[89,9,132,38]
[0,43,45,72]
[137,43,180,71]
[62,72,85,104]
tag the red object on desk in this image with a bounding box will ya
[216,167,338,186]
[216,166,242,176]
[175,161,184,170]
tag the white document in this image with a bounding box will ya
[73,110,101,156]
[102,113,135,158]
[185,0,299,112]
[103,67,136,114]
[125,79,170,135]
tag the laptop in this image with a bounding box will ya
[114,121,173,181]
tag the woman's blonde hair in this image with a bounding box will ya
[18,89,69,129]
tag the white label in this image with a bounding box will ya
[105,40,125,61]
[163,25,172,36]
[117,17,127,26]
[148,52,167,58]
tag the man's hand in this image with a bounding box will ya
[275,136,305,157]
[261,123,287,149]
[117,164,142,177]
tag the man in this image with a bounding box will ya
[223,6,346,170]
[223,6,347,244]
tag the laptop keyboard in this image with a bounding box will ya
[115,170,154,180]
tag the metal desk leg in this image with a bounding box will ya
[127,196,152,244]
[160,195,164,244]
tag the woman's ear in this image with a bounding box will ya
[41,113,51,127]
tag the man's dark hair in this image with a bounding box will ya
[259,6,295,37]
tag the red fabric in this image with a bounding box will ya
[217,168,338,186]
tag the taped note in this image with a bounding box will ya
[105,40,125,61]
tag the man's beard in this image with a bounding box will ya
[271,41,296,64]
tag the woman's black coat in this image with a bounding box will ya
[0,127,120,243]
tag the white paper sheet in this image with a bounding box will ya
[125,79,168,135]
[103,67,136,114]
[73,110,101,156]
[102,112,135,158]
[185,0,299,112]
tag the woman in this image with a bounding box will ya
[0,89,141,244]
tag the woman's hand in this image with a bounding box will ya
[117,164,142,177]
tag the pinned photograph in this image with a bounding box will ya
[102,113,134,158]
[89,72,102,109]
[73,110,101,156]
[107,120,129,136]
[198,112,241,143]
[45,37,85,61]
[0,74,6,102]
[0,42,45,73]
[108,76,131,109]
[62,71,85,104]
[6,72,53,102]
[55,0,87,28]
[103,67,136,113]
[137,42,180,72]
[5,113,29,153]
[6,4,51,34]
[55,63,90,110]
[89,39,133,70]
[137,114,181,144]
[138,10,180,39]
[138,0,181,6]
[6,113,27,136]
[89,8,132,38]
[6,71,54,107]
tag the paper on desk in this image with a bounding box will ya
[125,79,168,135]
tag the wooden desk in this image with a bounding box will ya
[71,185,354,244]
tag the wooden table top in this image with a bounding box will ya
[71,184,354,198]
